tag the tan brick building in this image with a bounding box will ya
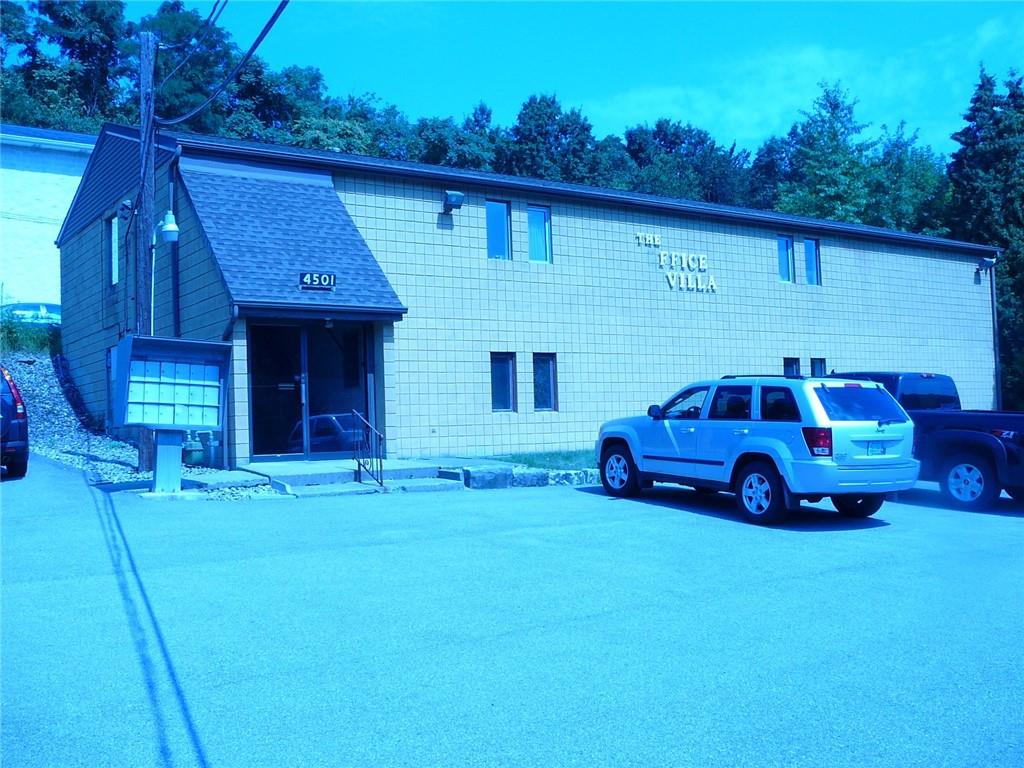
[58,125,1001,466]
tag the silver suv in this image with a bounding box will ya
[596,376,920,524]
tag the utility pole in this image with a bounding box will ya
[136,30,156,470]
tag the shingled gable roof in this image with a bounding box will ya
[179,158,406,320]
[55,124,175,246]
[167,128,1000,259]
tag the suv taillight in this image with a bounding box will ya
[802,427,833,457]
[1,367,26,418]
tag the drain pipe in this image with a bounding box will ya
[222,304,239,341]
[168,147,182,337]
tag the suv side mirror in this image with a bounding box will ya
[647,404,663,420]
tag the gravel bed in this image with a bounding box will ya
[2,353,282,500]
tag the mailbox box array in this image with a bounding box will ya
[112,335,232,431]
[127,361,221,426]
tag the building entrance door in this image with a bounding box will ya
[249,323,371,459]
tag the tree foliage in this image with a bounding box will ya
[1,2,1020,406]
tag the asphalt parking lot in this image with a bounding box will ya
[2,456,1022,768]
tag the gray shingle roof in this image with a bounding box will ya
[180,164,406,319]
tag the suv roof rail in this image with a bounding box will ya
[720,374,806,380]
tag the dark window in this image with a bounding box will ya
[897,374,961,410]
[811,358,826,377]
[528,205,552,262]
[777,235,794,282]
[761,386,801,421]
[784,357,801,377]
[663,387,709,419]
[709,385,752,420]
[486,200,511,260]
[490,352,516,411]
[805,238,821,285]
[533,353,557,410]
[813,384,908,422]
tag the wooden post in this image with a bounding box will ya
[136,31,156,471]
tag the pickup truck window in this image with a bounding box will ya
[898,375,961,410]
[709,386,752,420]
[814,385,907,423]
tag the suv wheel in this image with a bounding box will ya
[735,461,787,525]
[600,444,640,498]
[831,494,884,518]
[942,453,1000,510]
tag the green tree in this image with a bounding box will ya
[864,122,949,234]
[777,83,875,222]
[948,70,1024,409]
[746,132,797,210]
[497,95,599,184]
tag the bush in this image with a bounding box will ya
[0,312,59,356]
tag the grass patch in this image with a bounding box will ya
[1,312,60,356]
[492,449,596,470]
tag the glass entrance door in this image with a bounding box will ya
[250,325,304,457]
[249,323,370,459]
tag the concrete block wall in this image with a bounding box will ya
[335,173,995,458]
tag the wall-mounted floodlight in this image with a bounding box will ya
[976,257,996,273]
[160,209,179,243]
[442,190,465,214]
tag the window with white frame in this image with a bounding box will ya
[527,205,552,263]
[486,200,511,260]
[106,215,119,285]
[777,235,794,282]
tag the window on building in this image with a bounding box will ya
[784,357,801,377]
[106,215,119,285]
[527,205,552,263]
[805,238,821,285]
[811,357,827,377]
[490,352,517,411]
[533,353,557,410]
[777,235,794,282]
[486,200,511,260]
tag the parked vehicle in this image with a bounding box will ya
[1,366,29,478]
[832,372,1024,508]
[2,302,61,325]
[287,413,366,454]
[596,376,919,524]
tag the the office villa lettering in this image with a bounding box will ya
[636,233,718,293]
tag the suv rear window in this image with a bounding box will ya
[813,384,907,422]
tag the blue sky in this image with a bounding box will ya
[131,1,1021,156]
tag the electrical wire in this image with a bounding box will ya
[157,0,228,90]
[154,0,289,127]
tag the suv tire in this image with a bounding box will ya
[600,443,640,498]
[735,461,787,525]
[831,493,884,517]
[5,454,27,479]
[941,453,1000,510]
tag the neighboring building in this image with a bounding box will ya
[0,124,96,306]
[57,123,1000,466]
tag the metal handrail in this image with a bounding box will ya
[351,410,384,486]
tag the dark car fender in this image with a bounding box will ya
[917,428,1015,484]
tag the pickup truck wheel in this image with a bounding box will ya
[831,493,884,517]
[735,462,787,525]
[941,454,1000,510]
[600,444,640,498]
[1005,486,1024,505]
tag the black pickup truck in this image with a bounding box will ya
[833,372,1024,509]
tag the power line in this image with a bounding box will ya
[157,0,229,90]
[154,0,289,127]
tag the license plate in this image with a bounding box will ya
[867,442,886,456]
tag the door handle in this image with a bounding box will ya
[683,427,696,433]
[732,428,749,435]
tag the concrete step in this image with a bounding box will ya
[386,477,465,493]
[283,481,383,498]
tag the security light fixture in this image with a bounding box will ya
[976,257,997,273]
[442,190,465,214]
[160,209,179,243]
